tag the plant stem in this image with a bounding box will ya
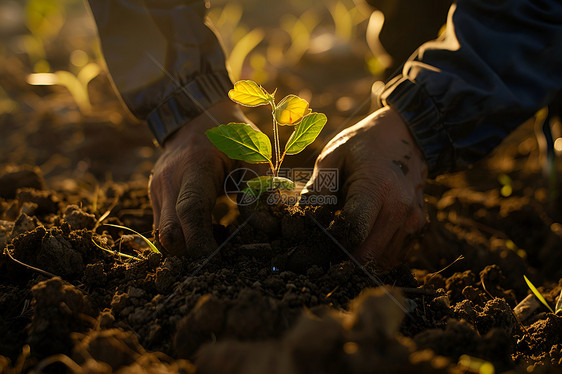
[279,152,286,170]
[272,112,277,173]
[275,122,281,176]
[271,111,281,176]
[269,98,282,177]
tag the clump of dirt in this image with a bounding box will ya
[1,152,562,373]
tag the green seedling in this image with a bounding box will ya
[91,237,141,262]
[206,80,327,198]
[524,275,554,314]
[103,223,161,255]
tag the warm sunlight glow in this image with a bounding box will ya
[26,73,57,85]
[554,137,562,153]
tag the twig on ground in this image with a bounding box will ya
[3,246,58,278]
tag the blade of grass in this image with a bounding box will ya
[524,275,554,313]
[91,238,141,261]
[555,290,562,315]
[103,223,161,254]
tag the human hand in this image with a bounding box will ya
[149,101,248,257]
[302,107,428,268]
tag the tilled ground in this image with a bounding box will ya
[1,30,562,373]
[1,136,562,373]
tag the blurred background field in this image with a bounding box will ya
[0,0,394,192]
[2,0,561,270]
[3,3,562,371]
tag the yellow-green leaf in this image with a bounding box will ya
[285,112,327,155]
[524,275,554,313]
[228,80,272,107]
[206,123,272,163]
[104,223,161,254]
[247,176,295,192]
[275,94,311,125]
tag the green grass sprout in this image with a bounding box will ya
[524,275,554,314]
[91,237,141,261]
[103,223,161,255]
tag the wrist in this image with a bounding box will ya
[380,77,450,177]
[385,106,428,178]
[147,72,232,145]
[162,101,246,149]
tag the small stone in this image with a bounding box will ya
[513,294,541,322]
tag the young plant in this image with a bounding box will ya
[205,80,327,198]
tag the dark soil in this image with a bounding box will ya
[1,129,562,373]
[2,5,562,372]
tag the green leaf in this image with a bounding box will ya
[104,223,161,254]
[228,80,272,107]
[275,94,311,125]
[285,112,327,155]
[241,187,258,197]
[206,123,272,163]
[524,275,554,313]
[247,176,295,193]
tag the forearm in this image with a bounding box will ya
[87,0,232,144]
[380,0,562,176]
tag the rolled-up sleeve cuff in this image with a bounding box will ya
[379,76,454,177]
[147,71,232,145]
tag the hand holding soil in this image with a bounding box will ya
[303,107,428,268]
[149,101,253,257]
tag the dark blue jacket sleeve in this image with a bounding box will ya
[87,0,232,145]
[379,0,562,176]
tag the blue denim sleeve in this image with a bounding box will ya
[87,0,232,145]
[379,0,562,176]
